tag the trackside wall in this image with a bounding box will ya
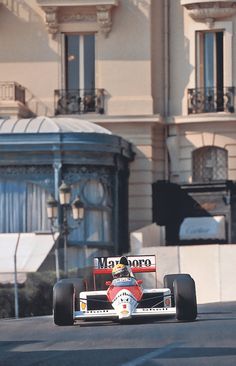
[130,245,236,304]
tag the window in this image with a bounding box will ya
[196,30,224,111]
[68,179,112,245]
[59,34,96,114]
[0,181,49,233]
[65,34,95,91]
[192,146,228,182]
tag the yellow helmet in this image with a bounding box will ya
[112,263,129,278]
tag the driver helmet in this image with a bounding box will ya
[112,263,130,279]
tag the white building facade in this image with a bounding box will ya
[1,0,236,251]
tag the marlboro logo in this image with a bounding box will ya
[94,255,156,270]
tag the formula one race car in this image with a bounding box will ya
[53,255,197,326]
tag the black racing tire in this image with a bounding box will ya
[59,278,85,311]
[174,277,197,322]
[163,274,192,307]
[53,282,74,326]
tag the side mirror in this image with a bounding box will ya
[105,281,112,286]
[137,280,143,285]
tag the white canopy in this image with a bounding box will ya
[0,232,58,283]
[0,116,112,134]
[179,216,226,241]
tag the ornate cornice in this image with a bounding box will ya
[37,1,118,37]
[181,1,236,26]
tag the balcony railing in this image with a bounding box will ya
[0,81,25,104]
[187,87,235,114]
[54,89,105,115]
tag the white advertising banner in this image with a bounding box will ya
[93,255,156,274]
[179,215,226,240]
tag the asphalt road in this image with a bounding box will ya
[0,302,236,366]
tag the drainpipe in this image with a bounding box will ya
[164,0,170,118]
[164,0,170,180]
[114,155,119,255]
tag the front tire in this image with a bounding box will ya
[53,282,74,326]
[59,278,85,311]
[174,277,197,321]
[163,274,191,306]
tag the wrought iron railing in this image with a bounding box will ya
[54,89,105,115]
[0,81,25,104]
[187,87,235,114]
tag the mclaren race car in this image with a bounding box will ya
[53,255,197,326]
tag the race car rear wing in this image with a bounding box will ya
[93,255,156,275]
[93,255,156,289]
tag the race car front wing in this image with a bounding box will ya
[74,307,176,320]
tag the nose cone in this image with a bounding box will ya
[112,289,138,320]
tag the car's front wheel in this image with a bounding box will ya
[174,276,197,321]
[163,274,191,306]
[58,278,85,311]
[53,282,74,326]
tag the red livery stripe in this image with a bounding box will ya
[93,266,156,275]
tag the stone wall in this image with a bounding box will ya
[130,244,236,304]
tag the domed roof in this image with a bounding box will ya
[0,116,112,134]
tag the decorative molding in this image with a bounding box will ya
[60,13,97,23]
[181,1,236,26]
[0,165,54,191]
[96,5,113,37]
[44,6,59,34]
[37,1,118,37]
[63,165,112,185]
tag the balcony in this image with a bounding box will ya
[187,87,235,114]
[0,81,25,103]
[55,89,105,115]
[0,82,33,118]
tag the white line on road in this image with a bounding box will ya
[120,342,180,366]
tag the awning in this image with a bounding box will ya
[0,232,58,284]
[179,216,226,241]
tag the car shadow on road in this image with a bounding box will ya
[77,316,179,327]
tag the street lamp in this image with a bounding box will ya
[47,195,58,220]
[59,181,71,205]
[47,181,84,278]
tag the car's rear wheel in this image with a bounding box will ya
[163,274,191,306]
[174,276,197,321]
[53,282,74,326]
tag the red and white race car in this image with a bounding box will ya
[53,255,197,326]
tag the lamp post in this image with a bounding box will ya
[47,181,84,278]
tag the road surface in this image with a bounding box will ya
[0,302,236,366]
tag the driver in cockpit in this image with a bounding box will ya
[112,263,130,279]
[112,256,134,279]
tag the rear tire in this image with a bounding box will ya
[53,282,74,326]
[174,277,197,321]
[163,274,191,306]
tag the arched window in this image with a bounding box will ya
[68,179,112,245]
[192,146,228,182]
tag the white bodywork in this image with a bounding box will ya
[111,288,138,319]
[76,288,175,321]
